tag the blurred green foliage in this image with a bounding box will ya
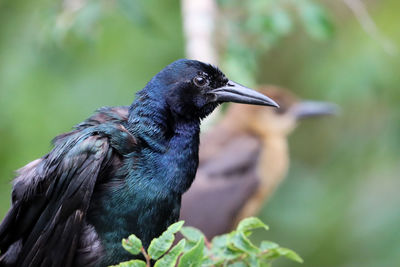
[0,0,399,266]
[218,0,334,86]
[254,1,400,266]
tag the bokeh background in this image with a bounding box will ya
[0,0,399,266]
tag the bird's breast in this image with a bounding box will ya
[88,134,199,265]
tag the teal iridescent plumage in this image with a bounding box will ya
[0,59,278,267]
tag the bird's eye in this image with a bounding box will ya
[193,76,208,87]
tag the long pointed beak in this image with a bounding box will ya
[290,100,339,120]
[212,80,280,108]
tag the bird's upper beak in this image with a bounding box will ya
[211,80,280,108]
[290,100,339,120]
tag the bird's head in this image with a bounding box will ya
[142,59,279,120]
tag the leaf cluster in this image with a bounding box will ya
[111,217,302,267]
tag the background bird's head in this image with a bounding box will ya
[141,59,279,120]
[226,86,338,137]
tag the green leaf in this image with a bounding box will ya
[183,240,197,253]
[246,254,261,267]
[178,237,205,267]
[166,221,185,234]
[148,221,184,260]
[231,231,259,254]
[199,257,215,267]
[109,259,147,267]
[218,247,242,262]
[211,234,230,250]
[237,217,269,234]
[276,247,304,263]
[261,249,280,261]
[260,241,279,251]
[148,232,174,260]
[299,2,334,40]
[154,239,186,267]
[232,232,260,254]
[180,226,204,242]
[211,234,241,262]
[122,234,142,255]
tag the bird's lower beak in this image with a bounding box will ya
[211,80,280,108]
[290,101,339,120]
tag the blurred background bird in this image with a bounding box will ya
[180,86,337,239]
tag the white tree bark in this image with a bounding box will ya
[181,0,218,65]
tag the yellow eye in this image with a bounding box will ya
[193,76,208,87]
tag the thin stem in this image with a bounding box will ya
[204,236,212,250]
[141,247,151,267]
[204,236,217,266]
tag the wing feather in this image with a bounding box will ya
[0,106,135,267]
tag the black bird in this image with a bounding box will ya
[0,59,278,267]
[180,86,337,239]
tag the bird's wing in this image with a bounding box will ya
[0,107,134,267]
[199,134,260,177]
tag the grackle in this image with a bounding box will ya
[0,59,279,267]
[180,86,337,239]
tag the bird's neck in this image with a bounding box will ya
[127,91,170,151]
[126,91,201,193]
[128,92,200,145]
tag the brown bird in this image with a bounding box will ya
[180,86,337,239]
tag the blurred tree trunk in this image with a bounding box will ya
[181,0,221,128]
[181,0,218,65]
